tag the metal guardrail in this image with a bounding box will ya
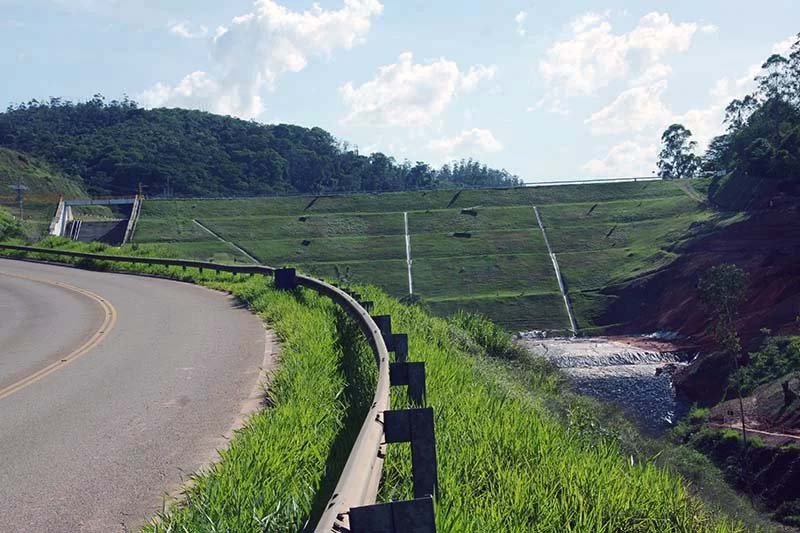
[0,243,436,532]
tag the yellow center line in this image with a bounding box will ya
[0,270,118,401]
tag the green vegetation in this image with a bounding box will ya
[0,242,749,532]
[0,147,85,197]
[739,336,800,395]
[0,206,25,241]
[130,179,713,332]
[0,97,519,197]
[360,286,744,531]
[0,147,86,238]
[0,239,374,532]
[663,34,800,210]
[675,420,800,528]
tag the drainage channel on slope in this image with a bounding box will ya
[192,219,261,264]
[403,211,413,295]
[534,206,578,336]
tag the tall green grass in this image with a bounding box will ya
[362,287,743,532]
[0,241,748,531]
[0,241,374,532]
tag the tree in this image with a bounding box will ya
[0,98,522,197]
[698,264,750,451]
[657,124,701,179]
[702,134,732,174]
[698,264,749,353]
[723,95,759,132]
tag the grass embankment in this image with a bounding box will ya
[0,239,750,531]
[0,147,86,238]
[133,180,713,332]
[358,288,745,531]
[0,239,374,532]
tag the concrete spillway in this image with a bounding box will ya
[51,196,142,246]
[67,219,128,244]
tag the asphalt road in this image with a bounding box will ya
[0,259,271,532]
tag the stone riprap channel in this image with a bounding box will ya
[518,335,693,433]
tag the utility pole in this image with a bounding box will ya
[9,178,28,221]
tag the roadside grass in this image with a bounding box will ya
[0,239,373,532]
[0,240,762,531]
[360,286,745,532]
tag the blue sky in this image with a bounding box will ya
[1,1,798,182]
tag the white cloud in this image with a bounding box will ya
[141,0,384,118]
[538,11,704,109]
[169,21,208,39]
[340,52,496,127]
[773,34,796,54]
[582,33,798,176]
[585,80,672,135]
[428,128,503,158]
[630,62,672,85]
[582,140,657,177]
[461,64,497,92]
[515,11,528,36]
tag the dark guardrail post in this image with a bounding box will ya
[274,267,297,290]
[384,407,438,499]
[0,245,438,532]
[390,361,426,406]
[349,497,436,533]
[373,315,394,351]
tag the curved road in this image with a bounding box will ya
[0,259,271,532]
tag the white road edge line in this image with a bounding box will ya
[534,206,578,336]
[403,211,413,296]
[192,219,260,264]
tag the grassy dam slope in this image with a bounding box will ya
[134,180,711,332]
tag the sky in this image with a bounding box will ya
[1,1,798,182]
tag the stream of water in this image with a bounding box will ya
[518,335,692,434]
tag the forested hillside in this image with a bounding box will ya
[703,34,800,209]
[0,97,521,197]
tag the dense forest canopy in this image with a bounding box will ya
[660,33,800,209]
[0,97,522,197]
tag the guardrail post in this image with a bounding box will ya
[275,268,297,290]
[349,497,436,533]
[392,334,408,363]
[384,407,438,499]
[373,315,394,351]
[390,361,426,406]
[360,300,374,312]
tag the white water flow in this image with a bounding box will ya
[403,211,413,295]
[534,206,578,335]
[518,335,692,433]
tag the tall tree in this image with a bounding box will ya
[657,124,701,179]
[698,264,750,450]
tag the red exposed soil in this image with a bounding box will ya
[601,207,800,350]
